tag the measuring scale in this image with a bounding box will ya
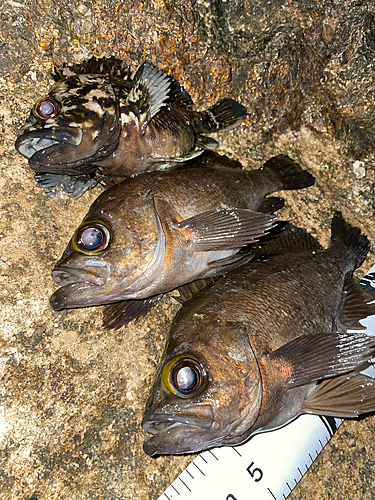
[158,265,375,500]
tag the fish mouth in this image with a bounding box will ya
[15,127,83,166]
[50,264,111,310]
[142,406,215,456]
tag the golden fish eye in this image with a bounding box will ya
[35,98,60,119]
[161,354,206,399]
[73,221,111,255]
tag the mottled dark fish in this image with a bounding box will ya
[49,153,314,329]
[15,57,247,197]
[142,212,375,456]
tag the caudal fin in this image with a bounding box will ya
[260,154,315,191]
[330,211,370,269]
[198,98,247,133]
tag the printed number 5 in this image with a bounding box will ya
[247,461,263,482]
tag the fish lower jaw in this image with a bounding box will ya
[49,281,108,310]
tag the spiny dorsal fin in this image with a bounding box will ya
[127,62,171,126]
[339,279,375,330]
[52,56,132,82]
[256,223,322,259]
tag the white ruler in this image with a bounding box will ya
[158,265,375,500]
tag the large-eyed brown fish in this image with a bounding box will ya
[142,212,375,456]
[49,153,314,329]
[15,57,247,197]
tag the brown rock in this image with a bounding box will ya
[1,1,375,499]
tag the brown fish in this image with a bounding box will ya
[15,57,247,197]
[142,212,375,455]
[49,153,314,329]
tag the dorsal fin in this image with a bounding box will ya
[52,56,132,82]
[168,78,194,108]
[257,224,322,259]
[330,211,370,269]
[339,279,375,330]
[126,62,171,126]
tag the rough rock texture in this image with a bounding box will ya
[1,0,375,499]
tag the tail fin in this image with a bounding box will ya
[260,154,315,191]
[330,211,370,269]
[198,98,247,133]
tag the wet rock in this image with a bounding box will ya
[1,1,375,499]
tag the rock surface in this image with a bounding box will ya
[1,0,375,499]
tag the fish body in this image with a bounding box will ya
[15,58,247,197]
[49,154,314,327]
[142,213,375,456]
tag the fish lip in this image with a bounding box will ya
[51,264,108,287]
[142,409,214,434]
[15,127,82,162]
[50,263,111,310]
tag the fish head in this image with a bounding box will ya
[15,75,121,175]
[142,321,262,455]
[49,190,166,309]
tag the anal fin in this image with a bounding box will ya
[340,279,375,330]
[174,278,216,304]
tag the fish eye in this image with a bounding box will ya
[35,99,60,119]
[162,354,206,399]
[73,221,111,255]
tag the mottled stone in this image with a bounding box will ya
[1,1,375,499]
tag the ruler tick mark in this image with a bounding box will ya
[193,462,205,476]
[164,494,170,500]
[171,484,180,495]
[186,469,194,479]
[297,467,303,478]
[200,455,208,464]
[308,453,313,464]
[267,487,277,499]
[209,449,218,460]
[232,447,242,457]
[286,481,292,492]
[179,477,191,492]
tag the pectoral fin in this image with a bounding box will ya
[268,331,375,387]
[177,209,278,251]
[302,372,375,417]
[103,294,164,330]
[127,62,171,126]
